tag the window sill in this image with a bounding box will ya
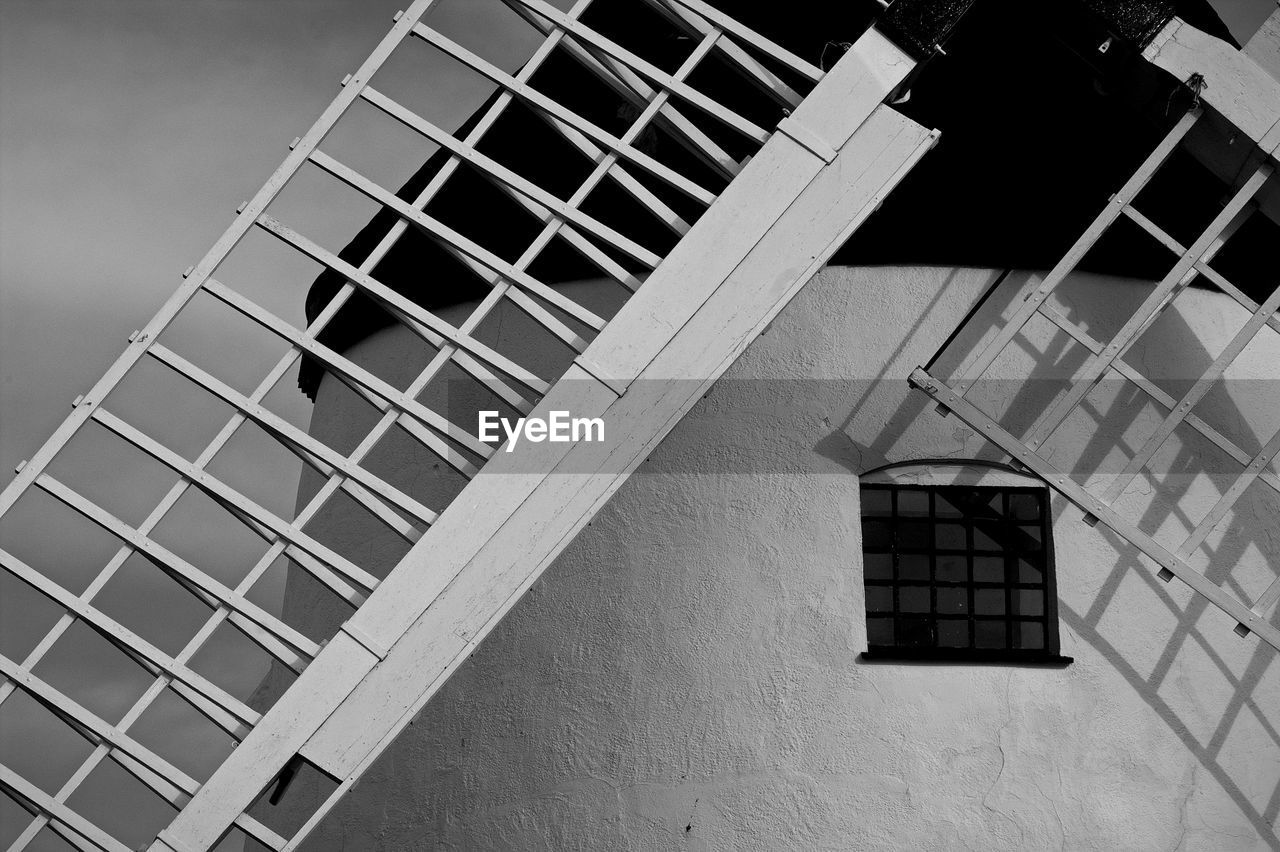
[859,649,1074,667]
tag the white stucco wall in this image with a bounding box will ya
[254,266,1280,850]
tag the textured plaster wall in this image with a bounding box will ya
[255,266,1280,850]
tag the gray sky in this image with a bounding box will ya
[0,0,1275,846]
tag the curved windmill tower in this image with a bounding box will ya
[2,1,1279,850]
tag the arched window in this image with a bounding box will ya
[859,460,1070,664]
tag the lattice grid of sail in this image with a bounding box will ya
[0,1,881,849]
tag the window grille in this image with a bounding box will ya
[861,481,1069,663]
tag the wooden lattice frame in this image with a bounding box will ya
[0,2,938,849]
[910,93,1280,653]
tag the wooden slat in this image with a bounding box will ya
[0,658,291,852]
[640,0,804,107]
[411,23,717,205]
[506,0,762,142]
[656,0,824,82]
[1,763,133,852]
[501,0,742,180]
[908,367,1280,651]
[476,1,698,235]
[200,277,489,471]
[145,344,440,530]
[1036,302,1280,498]
[359,88,662,269]
[1121,204,1280,336]
[0,548,258,738]
[306,152,609,336]
[508,0,769,143]
[0,654,192,803]
[33,475,318,671]
[1020,164,1271,451]
[255,214,550,398]
[950,108,1201,396]
[1253,574,1280,621]
[1098,278,1280,502]
[90,409,376,602]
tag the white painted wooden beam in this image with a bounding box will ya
[151,28,929,849]
[1144,17,1280,157]
[1244,9,1280,84]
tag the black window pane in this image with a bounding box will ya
[865,553,894,580]
[1016,590,1044,617]
[897,521,932,549]
[1017,557,1043,583]
[1019,525,1043,550]
[866,586,893,613]
[897,616,933,647]
[862,519,891,550]
[935,523,966,550]
[973,556,1004,583]
[973,524,1006,552]
[936,554,967,582]
[937,619,969,647]
[975,589,1006,615]
[862,488,892,517]
[937,587,968,614]
[900,587,931,613]
[935,492,965,517]
[975,620,1007,649]
[898,490,930,517]
[867,617,894,645]
[899,555,930,581]
[1009,492,1041,521]
[1018,622,1045,650]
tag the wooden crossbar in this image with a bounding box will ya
[0,549,259,737]
[1035,302,1280,499]
[508,0,770,143]
[503,0,742,180]
[90,410,376,604]
[255,215,551,398]
[145,344,439,529]
[654,0,824,82]
[306,152,610,336]
[641,0,804,107]
[34,474,319,669]
[1,763,134,852]
[357,87,663,270]
[909,368,1280,651]
[201,278,488,471]
[908,98,1280,655]
[411,24,718,204]
[950,108,1202,397]
[1021,165,1272,452]
[1099,277,1280,503]
[1121,204,1280,336]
